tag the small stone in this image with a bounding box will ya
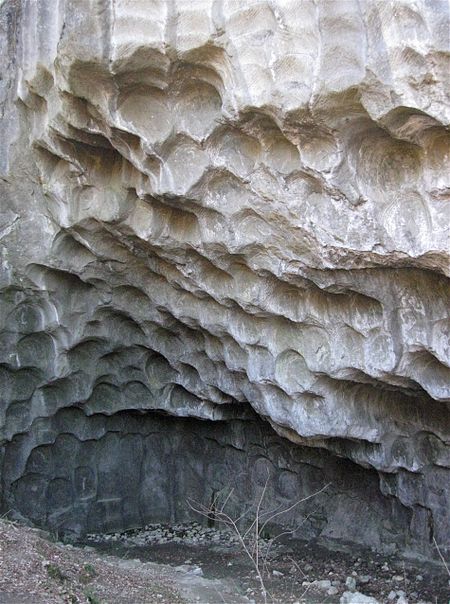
[340,592,379,604]
[272,570,284,577]
[327,586,339,596]
[396,597,408,604]
[360,575,371,584]
[392,575,403,582]
[416,574,423,581]
[312,579,332,590]
[388,591,397,601]
[345,576,357,591]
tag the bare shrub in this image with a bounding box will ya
[187,474,330,603]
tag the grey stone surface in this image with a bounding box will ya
[0,0,449,558]
[340,592,380,604]
[1,409,413,552]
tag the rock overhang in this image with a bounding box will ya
[0,0,449,558]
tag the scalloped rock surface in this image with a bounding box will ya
[0,0,449,558]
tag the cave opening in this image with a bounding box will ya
[1,407,414,556]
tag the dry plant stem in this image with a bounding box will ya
[433,537,450,577]
[258,482,331,537]
[187,478,330,604]
[188,499,270,603]
[260,509,317,574]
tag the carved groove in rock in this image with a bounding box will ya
[0,0,449,558]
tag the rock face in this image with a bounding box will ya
[0,0,449,557]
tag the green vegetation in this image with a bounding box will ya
[80,563,98,584]
[45,562,67,583]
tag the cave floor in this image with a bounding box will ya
[80,523,450,603]
[1,516,449,603]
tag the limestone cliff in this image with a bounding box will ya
[0,0,449,557]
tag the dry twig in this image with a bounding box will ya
[187,474,330,604]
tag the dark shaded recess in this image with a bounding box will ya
[0,407,417,556]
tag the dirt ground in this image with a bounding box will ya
[0,519,186,604]
[84,523,450,604]
[0,518,250,604]
[0,519,449,604]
